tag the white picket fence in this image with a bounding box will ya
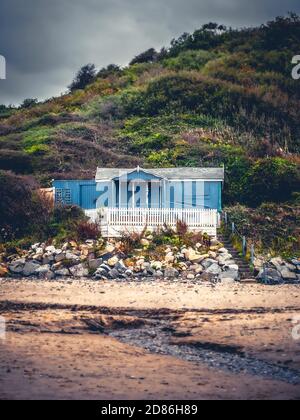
[86,208,218,238]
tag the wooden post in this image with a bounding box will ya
[224,211,228,225]
[251,244,255,264]
[242,236,247,257]
[232,222,235,234]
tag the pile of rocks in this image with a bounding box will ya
[0,239,241,283]
[93,246,240,283]
[255,257,300,285]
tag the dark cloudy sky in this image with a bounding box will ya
[0,0,299,105]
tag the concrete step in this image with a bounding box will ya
[218,233,255,280]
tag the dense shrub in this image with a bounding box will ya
[225,203,300,258]
[52,205,85,224]
[163,50,220,71]
[0,171,51,241]
[242,158,300,207]
[151,222,211,248]
[0,150,33,173]
[130,48,158,65]
[75,220,101,241]
[121,73,298,146]
[69,64,97,91]
[47,205,87,241]
[119,226,148,254]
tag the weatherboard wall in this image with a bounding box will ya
[53,179,222,211]
[53,180,99,210]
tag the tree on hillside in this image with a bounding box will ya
[130,48,158,65]
[68,64,97,91]
[0,105,8,114]
[97,64,121,79]
[0,104,15,118]
[20,98,38,109]
[202,23,227,33]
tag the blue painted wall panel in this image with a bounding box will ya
[53,179,223,211]
[53,180,99,210]
[204,182,222,211]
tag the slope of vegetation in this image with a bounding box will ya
[0,14,299,255]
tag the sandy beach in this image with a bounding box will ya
[0,278,300,400]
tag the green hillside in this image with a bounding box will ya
[0,14,299,211]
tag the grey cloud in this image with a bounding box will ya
[0,0,299,105]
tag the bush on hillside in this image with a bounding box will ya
[0,150,33,173]
[69,64,97,92]
[0,171,51,241]
[242,158,300,207]
[121,73,298,147]
[225,203,300,258]
[75,220,101,241]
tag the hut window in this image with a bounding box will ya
[55,188,72,205]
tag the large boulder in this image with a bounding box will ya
[107,269,120,279]
[9,258,26,274]
[69,264,89,278]
[107,256,119,267]
[55,252,66,263]
[55,268,70,277]
[23,262,41,277]
[164,267,179,278]
[201,272,216,282]
[31,243,41,251]
[201,258,217,269]
[253,257,265,274]
[31,252,44,262]
[257,268,282,285]
[155,270,164,278]
[217,254,233,265]
[270,257,284,271]
[290,259,300,273]
[115,260,126,272]
[185,248,208,263]
[226,264,239,271]
[88,258,103,271]
[165,252,175,264]
[280,268,298,282]
[151,261,163,270]
[125,269,134,277]
[205,263,222,275]
[94,268,109,279]
[65,251,80,261]
[42,254,55,265]
[208,251,217,259]
[45,245,56,254]
[99,263,110,272]
[219,269,240,281]
[36,265,55,280]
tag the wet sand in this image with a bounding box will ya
[1,278,300,310]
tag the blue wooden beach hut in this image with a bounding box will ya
[53,167,224,236]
